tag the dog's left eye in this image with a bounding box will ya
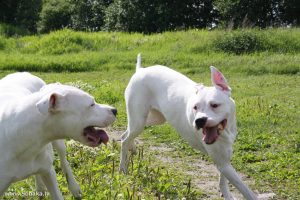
[90,103,95,107]
[211,103,219,108]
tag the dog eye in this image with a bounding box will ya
[193,105,198,110]
[90,103,95,107]
[211,103,219,108]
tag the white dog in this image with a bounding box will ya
[0,72,117,200]
[0,72,84,198]
[120,54,257,200]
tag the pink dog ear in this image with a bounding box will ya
[36,93,61,115]
[210,66,231,95]
[49,94,58,111]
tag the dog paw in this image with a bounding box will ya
[221,193,236,200]
[69,182,82,199]
[119,163,129,174]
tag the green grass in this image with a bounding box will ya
[0,29,299,199]
[0,28,299,74]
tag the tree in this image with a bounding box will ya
[278,0,300,26]
[0,0,42,32]
[214,0,300,28]
[38,0,72,33]
[104,0,216,33]
[70,0,112,31]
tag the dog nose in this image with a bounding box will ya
[195,117,207,129]
[111,108,117,116]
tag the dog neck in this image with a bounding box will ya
[0,93,60,161]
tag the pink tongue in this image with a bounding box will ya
[86,129,109,145]
[202,126,218,144]
[97,129,109,144]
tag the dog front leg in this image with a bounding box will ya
[219,173,235,200]
[35,175,47,193]
[40,167,64,200]
[218,164,257,200]
[52,140,81,198]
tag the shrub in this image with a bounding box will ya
[214,30,266,54]
[0,0,42,33]
[69,0,111,31]
[38,0,72,33]
[0,23,30,37]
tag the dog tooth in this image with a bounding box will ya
[218,123,224,130]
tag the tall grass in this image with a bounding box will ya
[0,28,299,74]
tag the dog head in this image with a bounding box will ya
[188,66,236,145]
[36,83,117,147]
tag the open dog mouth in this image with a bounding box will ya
[83,126,109,147]
[202,119,227,145]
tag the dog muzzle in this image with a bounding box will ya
[202,119,227,144]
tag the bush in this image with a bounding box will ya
[0,23,30,37]
[214,30,266,54]
[0,0,42,33]
[69,0,111,31]
[38,0,72,33]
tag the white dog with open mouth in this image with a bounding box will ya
[120,54,257,200]
[0,72,117,200]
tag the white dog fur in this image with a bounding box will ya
[0,73,82,198]
[120,54,257,200]
[0,72,117,200]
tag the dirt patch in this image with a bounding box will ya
[148,144,276,200]
[109,130,276,199]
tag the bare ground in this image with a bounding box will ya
[110,131,276,200]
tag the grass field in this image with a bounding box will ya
[0,28,299,199]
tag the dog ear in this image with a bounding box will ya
[194,83,204,94]
[36,93,62,115]
[210,66,231,95]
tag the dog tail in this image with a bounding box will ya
[136,53,142,71]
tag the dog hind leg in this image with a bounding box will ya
[120,100,149,174]
[52,140,81,198]
[0,179,12,196]
[35,175,47,194]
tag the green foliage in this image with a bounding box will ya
[0,23,30,37]
[278,0,300,25]
[214,30,266,54]
[214,29,300,55]
[214,0,300,28]
[1,0,300,33]
[38,0,72,33]
[103,0,215,33]
[0,0,42,33]
[0,29,299,74]
[70,0,111,31]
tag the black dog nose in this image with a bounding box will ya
[195,117,207,129]
[111,108,117,116]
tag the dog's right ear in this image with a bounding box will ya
[210,66,231,96]
[36,93,62,115]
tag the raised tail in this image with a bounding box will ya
[136,53,142,71]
